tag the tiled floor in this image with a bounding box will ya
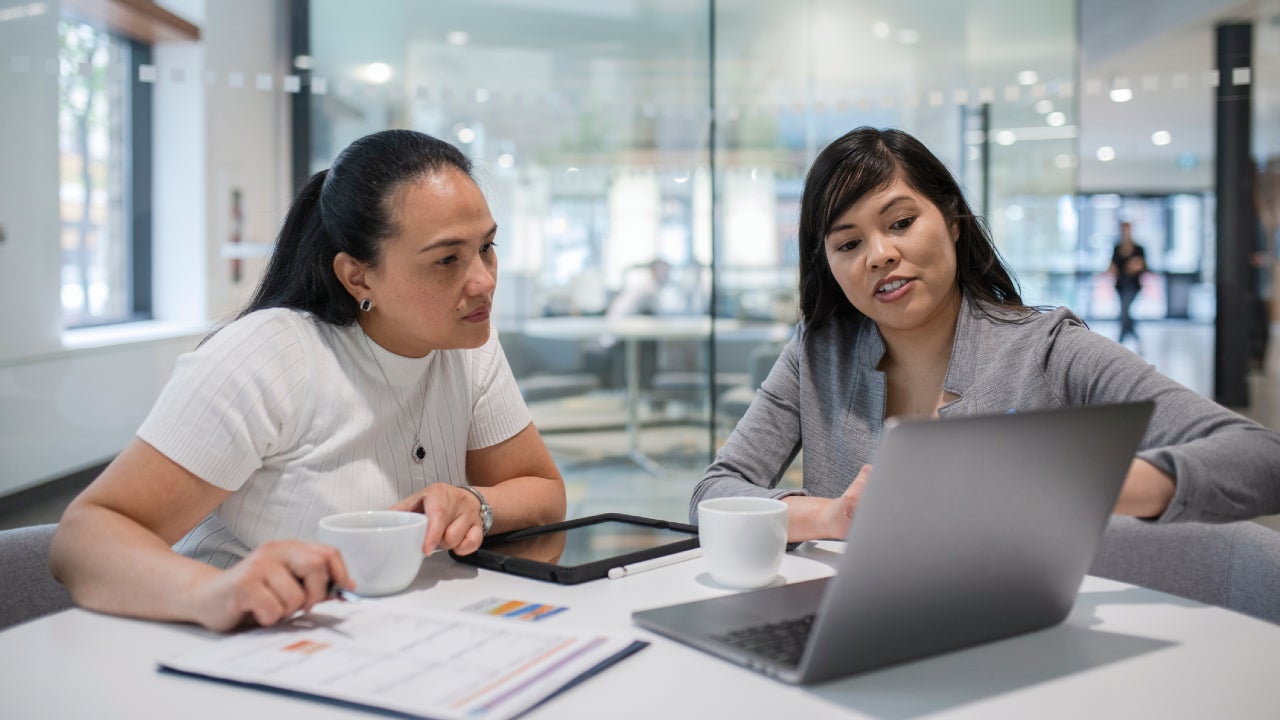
[1,319,1277,532]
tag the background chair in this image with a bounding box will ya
[1089,516,1280,625]
[715,340,787,430]
[499,330,603,405]
[0,524,74,631]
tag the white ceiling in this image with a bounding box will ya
[1078,0,1280,192]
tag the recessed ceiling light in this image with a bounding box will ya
[871,21,891,39]
[497,153,515,169]
[1054,154,1075,169]
[1109,88,1133,103]
[361,62,392,85]
[1096,146,1116,162]
[455,125,476,144]
[1017,70,1039,86]
[447,31,469,46]
[1034,99,1054,114]
[995,130,1017,146]
[1151,130,1172,146]
[1046,111,1066,127]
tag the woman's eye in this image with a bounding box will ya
[834,239,861,252]
[437,255,457,266]
[481,241,498,254]
[890,216,916,231]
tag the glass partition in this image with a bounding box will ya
[304,0,1078,521]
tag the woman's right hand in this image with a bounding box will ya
[186,540,351,632]
[818,464,871,538]
[782,464,872,542]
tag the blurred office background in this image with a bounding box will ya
[1,0,1278,527]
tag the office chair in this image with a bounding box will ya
[715,340,787,429]
[1089,516,1280,625]
[0,524,74,631]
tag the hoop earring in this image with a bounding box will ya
[359,298,373,312]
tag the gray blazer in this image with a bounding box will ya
[691,296,1280,524]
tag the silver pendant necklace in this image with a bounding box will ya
[361,328,429,463]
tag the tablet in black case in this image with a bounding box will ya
[450,513,699,584]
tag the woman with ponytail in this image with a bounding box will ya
[51,130,565,631]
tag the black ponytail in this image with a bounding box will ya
[236,129,473,326]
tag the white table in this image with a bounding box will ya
[522,316,769,475]
[3,542,1278,719]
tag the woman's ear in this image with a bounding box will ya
[950,220,960,244]
[333,252,372,302]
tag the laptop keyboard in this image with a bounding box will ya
[712,614,815,668]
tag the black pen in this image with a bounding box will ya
[325,581,357,601]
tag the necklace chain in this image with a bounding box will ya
[361,328,429,464]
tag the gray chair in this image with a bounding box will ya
[0,524,75,631]
[715,340,787,428]
[1089,516,1280,624]
[500,330,603,404]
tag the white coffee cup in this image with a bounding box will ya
[317,510,427,596]
[697,497,788,589]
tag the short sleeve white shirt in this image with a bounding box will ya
[137,309,531,567]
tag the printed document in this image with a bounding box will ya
[159,599,645,720]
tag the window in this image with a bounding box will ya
[57,17,150,328]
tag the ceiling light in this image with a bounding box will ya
[361,62,393,84]
[455,126,476,144]
[1017,70,1039,86]
[1151,130,1172,146]
[1109,87,1133,103]
[1096,146,1116,162]
[871,21,891,39]
[896,29,920,45]
[1045,111,1065,127]
[1034,99,1054,114]
[995,130,1017,146]
[497,153,515,169]
[447,31,469,46]
[293,55,313,70]
[474,88,490,103]
[1054,154,1074,169]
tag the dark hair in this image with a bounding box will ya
[797,126,1025,330]
[239,129,473,325]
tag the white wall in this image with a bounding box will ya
[0,6,61,362]
[0,0,290,498]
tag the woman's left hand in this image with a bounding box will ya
[391,484,486,556]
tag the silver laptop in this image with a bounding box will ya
[633,402,1154,684]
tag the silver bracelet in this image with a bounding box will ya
[459,485,493,535]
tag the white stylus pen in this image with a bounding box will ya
[607,548,704,579]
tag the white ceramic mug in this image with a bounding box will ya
[317,510,427,596]
[697,497,788,589]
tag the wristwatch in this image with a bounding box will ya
[460,485,493,535]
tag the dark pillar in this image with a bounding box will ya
[289,0,311,194]
[1213,23,1256,408]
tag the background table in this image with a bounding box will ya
[3,542,1278,719]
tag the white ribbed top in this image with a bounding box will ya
[138,308,531,567]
